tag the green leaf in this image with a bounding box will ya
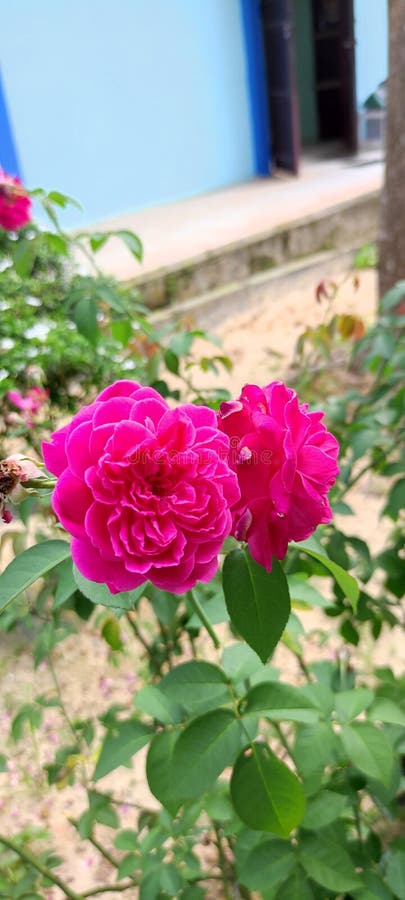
[340,618,360,646]
[223,549,291,663]
[134,685,183,725]
[236,838,295,892]
[288,574,330,609]
[89,232,110,253]
[182,886,205,899]
[291,539,359,611]
[114,829,139,851]
[159,661,230,717]
[47,189,82,210]
[101,617,123,651]
[88,789,119,829]
[93,719,151,780]
[164,348,179,375]
[334,688,374,722]
[204,786,235,822]
[300,833,360,892]
[381,280,405,311]
[12,703,42,740]
[117,853,138,878]
[0,753,7,772]
[340,722,394,787]
[354,871,395,900]
[384,478,405,520]
[73,296,98,345]
[146,730,180,816]
[231,742,305,836]
[293,723,339,793]
[72,566,145,610]
[221,642,264,684]
[275,869,315,900]
[12,237,37,277]
[0,540,71,615]
[171,709,243,800]
[53,558,77,608]
[111,318,132,346]
[386,849,405,900]
[301,789,349,829]
[116,229,143,261]
[43,231,69,256]
[241,682,320,724]
[354,243,378,269]
[368,698,405,727]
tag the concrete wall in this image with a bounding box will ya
[0,0,254,226]
[354,0,388,107]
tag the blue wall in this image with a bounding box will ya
[354,0,388,107]
[0,0,255,225]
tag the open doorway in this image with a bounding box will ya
[260,0,357,173]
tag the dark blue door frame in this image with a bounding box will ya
[0,67,21,176]
[240,0,272,175]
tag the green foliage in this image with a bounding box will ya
[0,220,404,898]
[0,192,233,459]
[231,742,306,835]
[223,549,291,662]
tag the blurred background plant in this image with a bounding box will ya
[0,187,232,460]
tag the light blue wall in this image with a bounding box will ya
[0,0,254,226]
[354,0,388,107]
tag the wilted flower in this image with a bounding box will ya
[42,380,240,594]
[0,455,42,523]
[0,170,31,230]
[218,382,339,569]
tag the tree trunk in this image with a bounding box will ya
[378,0,405,298]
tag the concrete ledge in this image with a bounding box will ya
[129,191,379,310]
[152,247,363,331]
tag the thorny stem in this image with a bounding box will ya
[158,621,174,669]
[48,656,78,744]
[293,649,312,681]
[82,885,137,897]
[72,235,104,278]
[87,833,120,869]
[0,834,81,899]
[109,795,142,810]
[187,588,220,649]
[125,611,152,654]
[273,722,295,762]
[214,825,233,900]
[353,801,364,856]
[344,432,404,492]
[48,655,89,789]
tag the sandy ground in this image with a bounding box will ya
[0,266,402,898]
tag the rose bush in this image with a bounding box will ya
[218,381,339,569]
[43,379,240,593]
[1,180,403,897]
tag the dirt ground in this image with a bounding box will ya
[0,266,402,898]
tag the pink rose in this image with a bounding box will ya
[0,171,31,230]
[42,380,240,594]
[218,382,339,569]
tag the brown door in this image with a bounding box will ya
[340,0,357,151]
[312,0,357,151]
[260,0,301,173]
